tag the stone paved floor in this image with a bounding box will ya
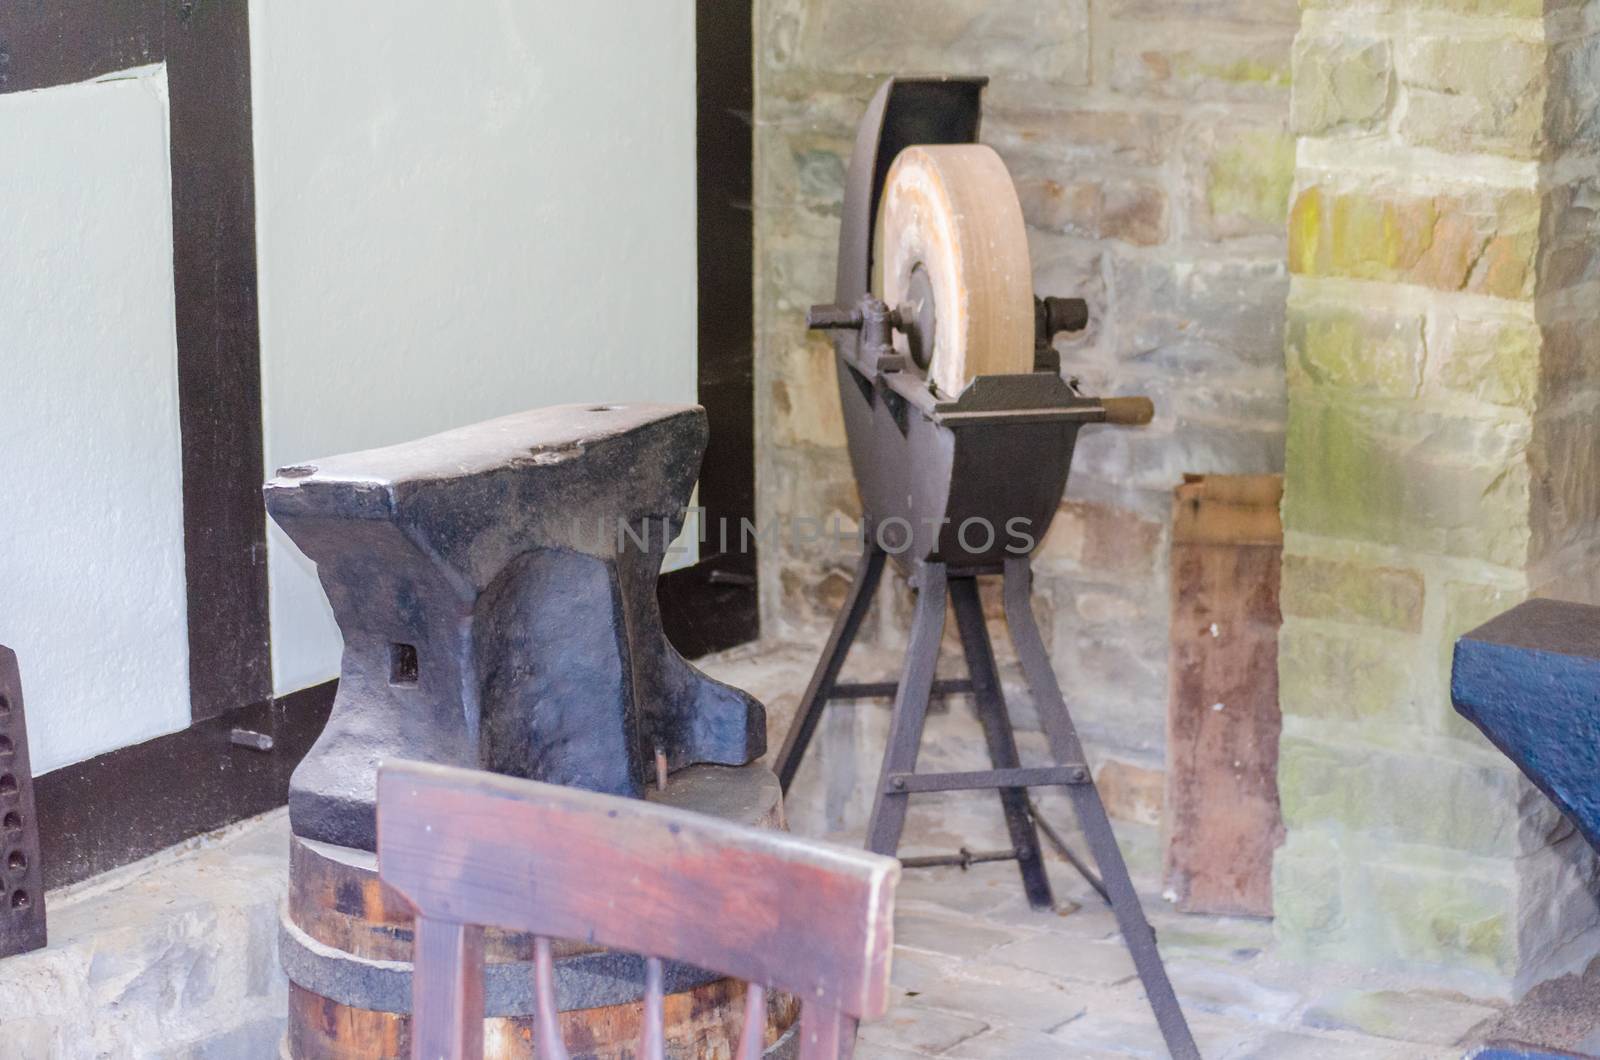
[699,640,1512,1059]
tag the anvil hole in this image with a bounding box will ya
[0,775,14,799]
[390,643,419,686]
[11,890,28,910]
[0,694,9,718]
[0,736,11,759]
[7,851,24,873]
[588,404,623,412]
[2,812,19,836]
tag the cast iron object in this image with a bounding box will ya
[815,75,1144,571]
[1453,598,1600,856]
[0,645,46,958]
[773,77,1197,1060]
[265,404,766,851]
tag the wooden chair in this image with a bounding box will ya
[377,760,901,1060]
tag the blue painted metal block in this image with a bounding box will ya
[1452,598,1600,856]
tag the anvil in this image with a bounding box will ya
[265,403,765,851]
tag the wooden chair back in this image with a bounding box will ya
[377,760,901,1060]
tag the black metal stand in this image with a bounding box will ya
[774,547,1199,1060]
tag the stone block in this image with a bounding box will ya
[1095,757,1165,826]
[1398,36,1547,159]
[1291,36,1394,136]
[1188,121,1297,240]
[1011,167,1168,246]
[1532,407,1600,562]
[1438,579,1525,743]
[770,332,846,448]
[1035,500,1165,581]
[1302,988,1503,1045]
[1426,310,1541,410]
[1538,178,1600,294]
[1299,0,1552,13]
[856,1002,989,1055]
[1540,314,1600,399]
[1280,554,1425,632]
[1278,737,1533,857]
[1113,256,1290,371]
[793,0,1091,85]
[909,962,1090,1032]
[983,106,1181,168]
[755,121,851,215]
[1289,184,1539,300]
[1548,34,1600,151]
[1361,861,1515,975]
[1108,0,1300,21]
[1272,830,1346,951]
[1111,33,1292,103]
[1285,299,1425,398]
[1278,622,1423,725]
[1282,397,1532,566]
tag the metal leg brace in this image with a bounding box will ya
[775,550,1197,1057]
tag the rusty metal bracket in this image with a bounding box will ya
[0,646,46,958]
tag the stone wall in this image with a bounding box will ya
[1277,0,1600,995]
[754,0,1297,809]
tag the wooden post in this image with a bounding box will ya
[1164,474,1285,917]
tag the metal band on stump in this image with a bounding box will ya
[875,144,1035,398]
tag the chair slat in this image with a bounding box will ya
[640,956,666,1060]
[798,1004,849,1060]
[411,918,484,1060]
[736,983,767,1060]
[379,761,899,1019]
[532,936,569,1060]
[381,761,901,1060]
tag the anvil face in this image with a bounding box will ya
[265,403,765,851]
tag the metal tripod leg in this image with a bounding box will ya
[864,562,947,858]
[774,546,888,793]
[1002,557,1199,1060]
[949,576,1054,910]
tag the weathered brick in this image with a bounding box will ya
[1285,300,1424,397]
[794,0,1091,84]
[1111,35,1292,103]
[1289,185,1539,300]
[1280,554,1425,631]
[1291,36,1393,136]
[1013,169,1168,246]
[1398,36,1547,159]
[1189,122,1296,239]
[1279,621,1423,724]
[1277,738,1529,857]
[1283,398,1532,566]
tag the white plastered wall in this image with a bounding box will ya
[0,67,192,773]
[249,3,700,694]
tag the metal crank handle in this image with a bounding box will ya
[1100,396,1154,426]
